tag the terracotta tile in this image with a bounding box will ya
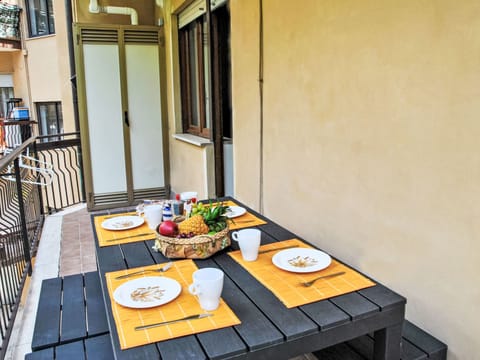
[61,246,81,258]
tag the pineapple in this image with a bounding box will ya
[178,215,209,235]
[203,202,229,233]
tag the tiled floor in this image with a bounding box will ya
[59,207,97,276]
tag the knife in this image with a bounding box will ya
[135,313,213,331]
[103,212,137,219]
[258,245,300,254]
[105,232,155,242]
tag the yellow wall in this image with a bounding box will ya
[25,37,61,101]
[0,53,13,72]
[162,0,216,199]
[231,1,479,358]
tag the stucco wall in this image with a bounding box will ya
[231,1,479,359]
[0,53,13,72]
[25,36,61,101]
[163,0,216,199]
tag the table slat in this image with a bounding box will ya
[359,284,406,311]
[330,292,379,321]
[84,271,109,336]
[25,347,54,360]
[301,300,350,330]
[120,241,156,268]
[157,335,207,360]
[85,334,115,359]
[31,278,62,350]
[55,340,85,359]
[61,274,87,343]
[197,328,247,360]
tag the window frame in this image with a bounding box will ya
[36,101,63,142]
[178,17,210,138]
[25,0,55,38]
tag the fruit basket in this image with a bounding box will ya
[152,201,231,259]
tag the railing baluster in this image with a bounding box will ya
[0,129,84,355]
[13,159,31,276]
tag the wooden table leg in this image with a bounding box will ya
[373,322,403,360]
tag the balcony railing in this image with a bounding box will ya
[0,130,84,357]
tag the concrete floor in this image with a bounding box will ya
[5,204,316,360]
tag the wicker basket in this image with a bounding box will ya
[153,226,230,259]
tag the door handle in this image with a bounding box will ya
[124,111,129,127]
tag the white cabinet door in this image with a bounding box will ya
[125,44,165,191]
[83,43,128,197]
[77,26,168,209]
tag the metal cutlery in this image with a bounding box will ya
[301,271,346,287]
[258,245,299,254]
[233,219,255,223]
[115,262,173,280]
[105,232,155,242]
[135,313,213,331]
[103,212,137,219]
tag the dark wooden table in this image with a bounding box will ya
[92,197,406,360]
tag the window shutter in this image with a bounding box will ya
[0,74,13,87]
[178,0,206,29]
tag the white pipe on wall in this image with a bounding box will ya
[102,6,138,25]
[156,0,164,26]
[88,0,139,25]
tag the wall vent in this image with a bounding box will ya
[80,28,118,43]
[124,30,159,44]
[133,187,169,201]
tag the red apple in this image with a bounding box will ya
[158,220,178,237]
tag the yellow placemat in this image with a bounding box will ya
[228,239,376,308]
[105,260,241,350]
[219,200,267,230]
[94,213,157,247]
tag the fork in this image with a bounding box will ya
[301,271,345,287]
[115,262,173,280]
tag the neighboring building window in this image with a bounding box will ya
[26,0,55,37]
[0,74,14,118]
[37,102,63,141]
[178,1,231,139]
[0,88,14,118]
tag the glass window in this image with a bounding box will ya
[26,0,55,37]
[178,3,231,139]
[36,102,63,141]
[0,87,14,118]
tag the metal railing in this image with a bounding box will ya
[0,120,36,151]
[0,129,84,357]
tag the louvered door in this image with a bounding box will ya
[75,25,169,210]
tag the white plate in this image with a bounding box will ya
[113,276,182,309]
[226,206,247,218]
[101,216,144,231]
[272,248,332,273]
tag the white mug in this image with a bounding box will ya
[188,268,224,311]
[231,229,261,261]
[144,204,163,230]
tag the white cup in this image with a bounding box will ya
[144,204,163,230]
[231,229,261,261]
[180,191,198,201]
[188,268,224,311]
